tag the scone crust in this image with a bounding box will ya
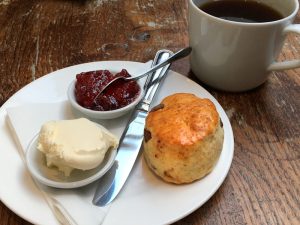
[143,93,224,184]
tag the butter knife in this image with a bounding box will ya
[92,49,174,206]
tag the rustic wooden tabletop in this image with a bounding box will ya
[0,0,299,225]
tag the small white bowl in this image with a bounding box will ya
[67,79,143,120]
[25,133,117,189]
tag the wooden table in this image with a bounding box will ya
[0,1,299,224]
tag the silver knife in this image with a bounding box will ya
[92,49,174,206]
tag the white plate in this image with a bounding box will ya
[0,61,234,225]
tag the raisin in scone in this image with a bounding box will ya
[143,93,224,184]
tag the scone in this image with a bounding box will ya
[143,93,224,184]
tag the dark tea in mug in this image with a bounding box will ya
[199,0,284,23]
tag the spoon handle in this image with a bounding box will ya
[131,47,192,81]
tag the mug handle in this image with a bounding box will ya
[268,24,300,71]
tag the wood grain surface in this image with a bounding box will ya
[0,0,299,225]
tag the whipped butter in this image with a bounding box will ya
[37,118,118,176]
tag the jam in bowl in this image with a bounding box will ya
[68,69,143,119]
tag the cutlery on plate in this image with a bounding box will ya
[92,49,176,206]
[93,47,192,97]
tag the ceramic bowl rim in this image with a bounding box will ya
[67,79,144,119]
[25,131,117,189]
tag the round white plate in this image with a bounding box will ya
[0,61,234,225]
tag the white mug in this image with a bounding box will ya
[189,0,300,92]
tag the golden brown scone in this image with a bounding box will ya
[143,93,224,184]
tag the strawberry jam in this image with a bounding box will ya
[75,69,140,111]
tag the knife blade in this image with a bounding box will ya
[92,49,174,206]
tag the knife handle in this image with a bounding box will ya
[138,50,174,112]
